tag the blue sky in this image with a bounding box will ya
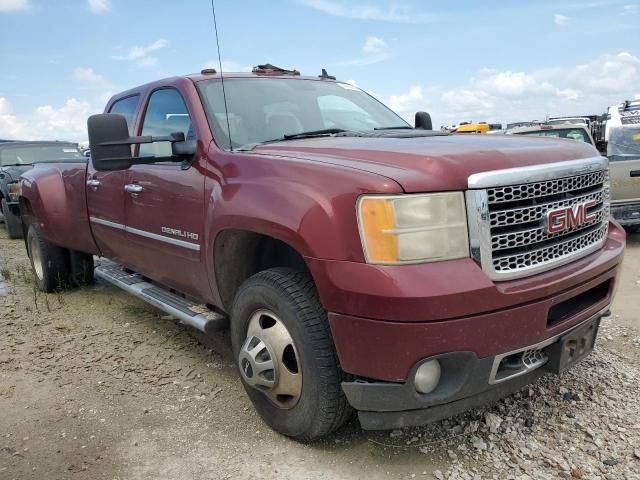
[1,0,639,142]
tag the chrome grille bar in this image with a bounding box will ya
[488,190,606,228]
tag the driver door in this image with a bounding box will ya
[120,87,206,297]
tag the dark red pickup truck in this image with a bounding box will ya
[18,69,625,442]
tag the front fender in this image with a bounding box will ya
[202,149,403,305]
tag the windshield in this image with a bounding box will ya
[0,143,83,166]
[607,126,640,161]
[198,78,410,149]
[516,128,591,144]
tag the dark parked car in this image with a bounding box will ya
[0,141,84,238]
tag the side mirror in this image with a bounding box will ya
[87,114,134,171]
[415,111,433,130]
[87,113,196,172]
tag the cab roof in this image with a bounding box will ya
[185,71,339,83]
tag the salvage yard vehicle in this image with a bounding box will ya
[510,123,596,146]
[0,141,83,238]
[607,125,640,231]
[18,68,625,442]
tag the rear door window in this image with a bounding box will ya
[109,95,140,134]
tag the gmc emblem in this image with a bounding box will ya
[545,200,597,234]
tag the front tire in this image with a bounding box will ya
[231,268,352,442]
[1,197,23,239]
[27,225,71,292]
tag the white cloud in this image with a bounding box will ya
[554,14,569,25]
[476,70,553,97]
[72,67,105,86]
[0,98,28,139]
[111,39,168,67]
[337,36,390,67]
[388,86,426,117]
[383,52,640,127]
[0,0,27,11]
[300,0,436,24]
[0,97,97,143]
[440,89,496,121]
[88,0,109,14]
[32,99,93,141]
[71,67,114,104]
[363,36,387,54]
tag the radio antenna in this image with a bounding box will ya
[210,0,233,151]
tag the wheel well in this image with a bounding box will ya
[214,230,310,312]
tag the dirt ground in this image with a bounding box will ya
[1,228,639,480]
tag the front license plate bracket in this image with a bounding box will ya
[544,317,600,374]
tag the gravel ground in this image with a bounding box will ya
[0,228,639,480]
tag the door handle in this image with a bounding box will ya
[86,179,101,188]
[630,170,640,177]
[124,183,143,194]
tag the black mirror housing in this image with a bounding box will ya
[87,114,196,171]
[415,111,433,130]
[88,114,134,171]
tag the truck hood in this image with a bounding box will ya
[0,165,31,184]
[255,134,601,192]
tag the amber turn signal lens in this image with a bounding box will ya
[358,198,398,263]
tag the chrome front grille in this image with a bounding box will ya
[466,157,610,281]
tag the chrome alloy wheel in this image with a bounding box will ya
[238,309,302,409]
[29,234,44,281]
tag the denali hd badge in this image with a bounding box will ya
[161,226,199,241]
[545,200,597,234]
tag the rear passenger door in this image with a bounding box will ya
[86,94,139,262]
[121,88,206,297]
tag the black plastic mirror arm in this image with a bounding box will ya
[98,131,186,147]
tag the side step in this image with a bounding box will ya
[95,261,228,334]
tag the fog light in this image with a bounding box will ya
[414,359,441,394]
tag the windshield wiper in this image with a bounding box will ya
[0,163,30,167]
[236,128,348,152]
[374,126,413,130]
[283,128,347,139]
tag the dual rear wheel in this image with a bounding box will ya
[27,225,94,292]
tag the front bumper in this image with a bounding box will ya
[343,309,605,430]
[611,201,640,225]
[308,222,625,382]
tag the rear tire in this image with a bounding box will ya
[27,225,71,292]
[69,250,94,286]
[1,198,23,239]
[230,268,352,442]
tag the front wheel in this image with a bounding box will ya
[231,268,352,442]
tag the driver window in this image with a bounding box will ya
[139,89,192,158]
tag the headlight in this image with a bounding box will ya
[357,192,469,264]
[7,181,21,202]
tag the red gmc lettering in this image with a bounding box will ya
[546,200,597,234]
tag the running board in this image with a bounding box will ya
[95,261,228,334]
